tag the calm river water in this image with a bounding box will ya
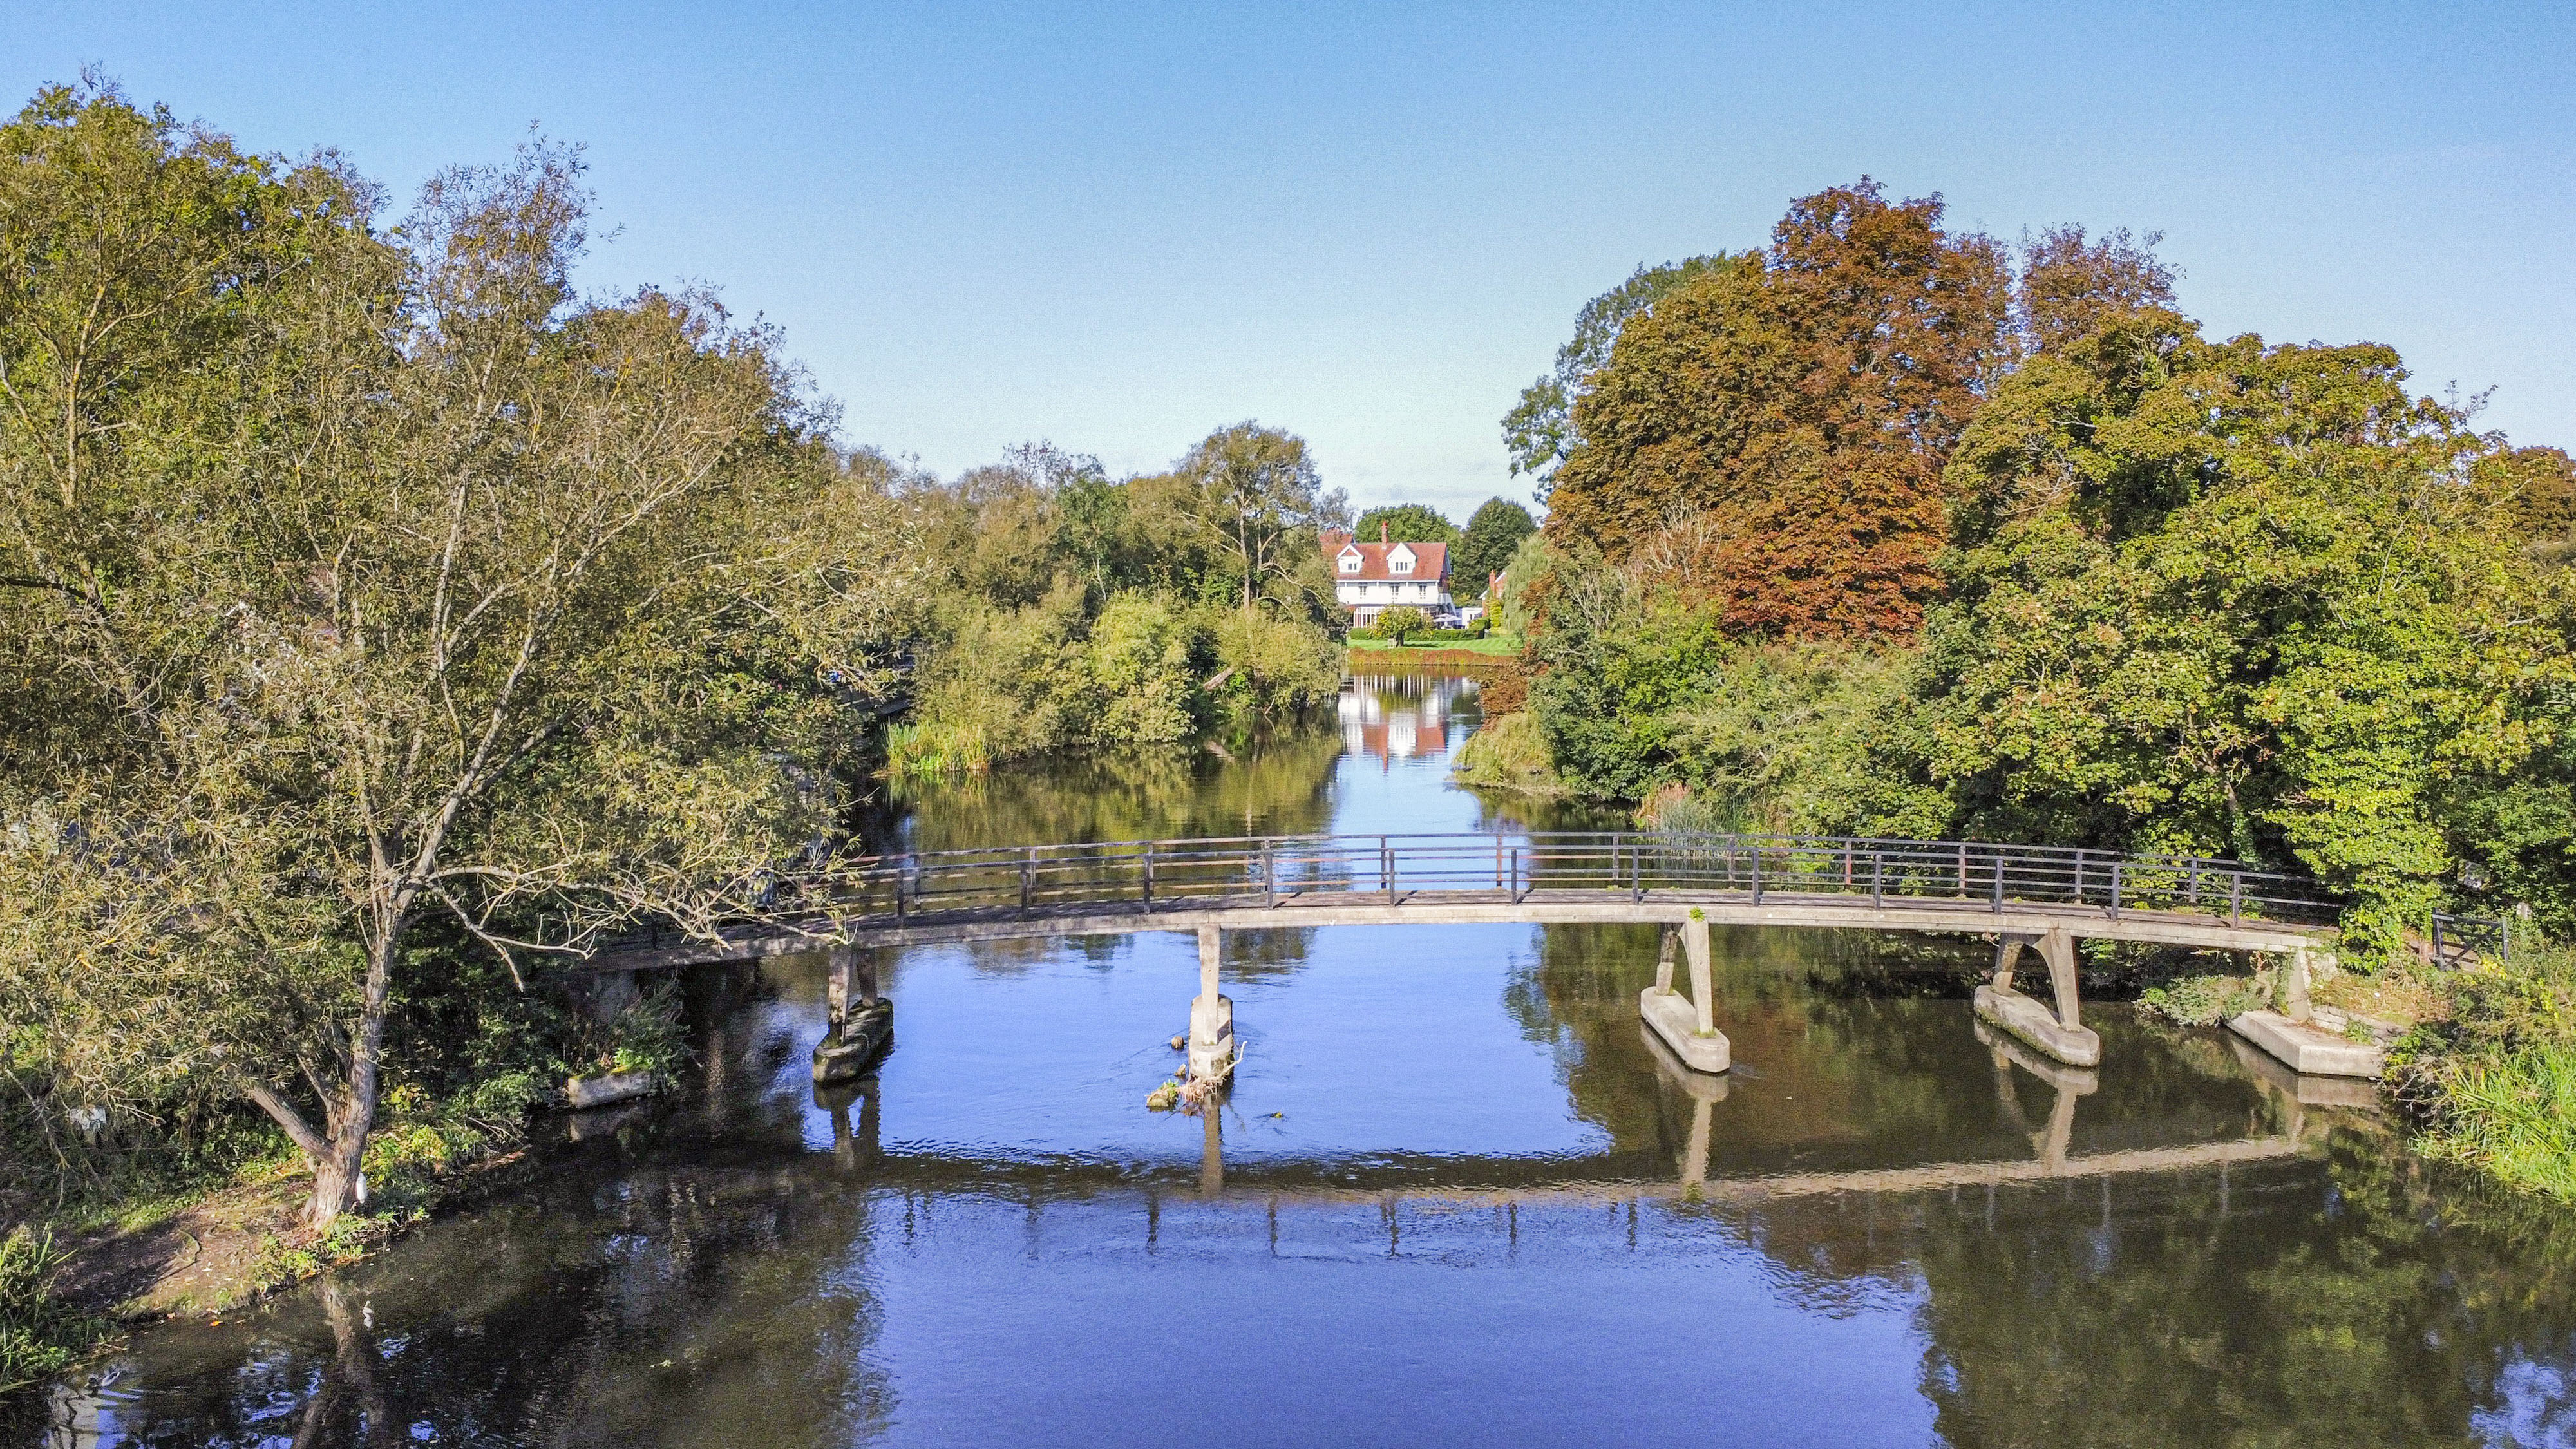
[35,670,2576,1446]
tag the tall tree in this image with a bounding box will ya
[1545,180,2011,638]
[1455,497,1537,593]
[0,90,919,1225]
[1352,503,1459,546]
[1925,310,2574,951]
[2013,224,2179,354]
[1180,421,1346,614]
[1501,254,1738,491]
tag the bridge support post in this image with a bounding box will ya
[1973,927,2101,1068]
[582,967,641,1025]
[1189,925,1236,1083]
[815,943,894,1084]
[2282,947,2313,1023]
[1640,911,1729,1074]
[1654,925,1678,994]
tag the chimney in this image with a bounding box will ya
[1379,520,1388,544]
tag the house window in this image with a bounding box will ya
[1391,557,1412,574]
[1339,554,1360,573]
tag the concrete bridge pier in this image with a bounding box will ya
[813,944,895,1084]
[2226,945,2385,1078]
[1189,925,1236,1083]
[1974,927,2102,1068]
[1640,913,1730,1074]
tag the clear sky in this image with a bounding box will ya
[6,2,2570,520]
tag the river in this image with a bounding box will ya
[33,668,2576,1446]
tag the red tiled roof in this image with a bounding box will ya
[1321,533,1448,583]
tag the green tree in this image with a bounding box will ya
[1501,255,1739,490]
[1376,605,1432,646]
[1352,503,1459,547]
[1455,498,1537,595]
[1924,310,2573,952]
[0,90,920,1226]
[1179,421,1347,614]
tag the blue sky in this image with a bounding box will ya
[6,2,2570,519]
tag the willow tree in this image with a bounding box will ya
[0,86,918,1224]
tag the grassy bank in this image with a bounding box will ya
[1344,633,1524,659]
[2393,942,2576,1200]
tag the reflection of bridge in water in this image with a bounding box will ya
[780,1021,2351,1213]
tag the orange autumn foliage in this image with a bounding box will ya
[1544,180,2009,639]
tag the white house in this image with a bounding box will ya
[1321,525,1452,627]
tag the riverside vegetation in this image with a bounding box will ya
[1469,179,2576,1199]
[0,79,1355,1389]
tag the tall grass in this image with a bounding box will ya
[0,1226,102,1392]
[2421,1044,2576,1200]
[2401,940,2576,1200]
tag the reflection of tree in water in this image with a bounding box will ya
[74,1148,896,1448]
[1898,1130,2576,1448]
[1494,919,2576,1447]
[875,728,1345,855]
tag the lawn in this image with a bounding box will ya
[1345,632,1524,656]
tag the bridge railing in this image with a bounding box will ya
[659,832,2336,945]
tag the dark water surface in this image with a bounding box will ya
[38,671,2576,1446]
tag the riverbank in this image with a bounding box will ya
[1345,634,1523,660]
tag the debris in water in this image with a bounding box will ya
[1168,1034,1187,1051]
[1146,1077,1182,1111]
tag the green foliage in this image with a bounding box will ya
[1352,504,1459,547]
[1455,498,1537,594]
[573,982,690,1080]
[1495,531,1554,638]
[1209,607,1341,720]
[0,1226,106,1392]
[2138,973,2271,1027]
[1927,314,2573,954]
[2398,943,2576,1198]
[1449,712,1565,795]
[0,80,925,1227]
[1502,254,1739,488]
[898,588,1334,773]
[1375,606,1432,645]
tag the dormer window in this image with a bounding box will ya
[1338,551,1361,574]
[1388,544,1415,574]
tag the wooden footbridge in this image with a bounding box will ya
[587,831,2340,1077]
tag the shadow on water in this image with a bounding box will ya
[40,669,2576,1447]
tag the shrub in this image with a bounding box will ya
[1376,605,1432,646]
[1209,608,1339,719]
[2139,972,2272,1027]
[1450,712,1565,794]
[2398,942,2576,1198]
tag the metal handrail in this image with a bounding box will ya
[598,831,2340,954]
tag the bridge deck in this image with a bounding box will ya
[590,884,2325,971]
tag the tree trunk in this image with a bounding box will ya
[303,914,402,1228]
